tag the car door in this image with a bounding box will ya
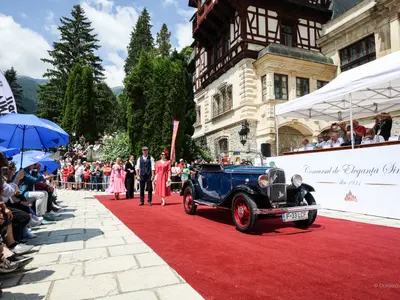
[196,166,223,203]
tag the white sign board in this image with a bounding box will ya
[266,144,400,219]
[0,72,17,116]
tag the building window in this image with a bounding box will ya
[261,76,267,101]
[296,77,309,97]
[212,84,233,118]
[340,35,376,72]
[225,37,231,53]
[274,74,288,100]
[209,48,215,65]
[195,106,201,126]
[317,80,328,89]
[281,24,294,47]
[218,138,229,154]
[216,40,223,60]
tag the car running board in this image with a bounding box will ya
[194,199,218,207]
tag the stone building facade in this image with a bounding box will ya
[190,0,400,161]
[317,0,400,137]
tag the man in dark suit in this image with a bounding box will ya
[124,155,136,199]
[135,147,155,206]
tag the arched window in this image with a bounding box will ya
[217,138,229,155]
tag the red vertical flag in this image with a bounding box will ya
[170,120,180,162]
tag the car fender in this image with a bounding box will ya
[180,180,196,198]
[301,183,315,193]
[219,184,265,208]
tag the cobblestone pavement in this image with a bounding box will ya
[1,190,204,300]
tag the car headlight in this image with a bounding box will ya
[258,175,269,188]
[291,174,303,188]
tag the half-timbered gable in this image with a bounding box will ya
[189,0,344,158]
[190,0,332,91]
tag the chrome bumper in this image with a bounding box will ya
[255,204,320,215]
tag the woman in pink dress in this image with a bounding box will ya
[106,158,126,200]
[155,150,171,206]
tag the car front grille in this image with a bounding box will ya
[267,168,286,202]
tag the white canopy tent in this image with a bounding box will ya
[275,50,400,152]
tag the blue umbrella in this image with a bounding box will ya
[11,151,52,169]
[0,114,69,150]
[40,157,60,174]
[0,114,69,168]
[0,146,21,157]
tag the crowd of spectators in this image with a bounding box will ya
[0,151,64,274]
[299,113,394,151]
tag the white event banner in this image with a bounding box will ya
[266,144,400,219]
[0,72,17,116]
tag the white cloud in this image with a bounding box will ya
[170,5,195,51]
[44,10,59,37]
[0,14,51,78]
[175,22,193,51]
[20,13,28,19]
[163,0,178,6]
[46,10,55,23]
[81,0,141,86]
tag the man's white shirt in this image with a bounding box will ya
[136,156,155,172]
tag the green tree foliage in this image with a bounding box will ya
[3,67,25,113]
[125,50,154,153]
[61,64,81,132]
[42,5,104,85]
[124,8,154,75]
[38,4,104,124]
[37,80,64,122]
[74,66,97,141]
[156,24,172,58]
[95,82,122,134]
[100,131,131,162]
[124,45,196,160]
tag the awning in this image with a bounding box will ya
[276,50,400,121]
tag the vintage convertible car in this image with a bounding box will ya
[181,164,319,233]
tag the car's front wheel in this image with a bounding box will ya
[232,193,257,233]
[183,186,197,215]
[293,193,317,228]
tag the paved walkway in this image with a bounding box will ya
[1,190,204,300]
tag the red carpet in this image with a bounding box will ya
[95,194,400,300]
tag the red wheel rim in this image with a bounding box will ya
[184,191,193,210]
[233,197,250,228]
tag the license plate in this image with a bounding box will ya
[282,211,309,222]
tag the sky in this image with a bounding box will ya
[0,0,196,87]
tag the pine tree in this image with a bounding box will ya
[156,24,172,58]
[95,82,119,135]
[42,5,104,84]
[61,64,81,133]
[74,66,97,141]
[124,8,154,75]
[3,67,25,113]
[37,80,64,122]
[143,57,170,153]
[125,50,154,153]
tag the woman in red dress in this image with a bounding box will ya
[155,150,171,206]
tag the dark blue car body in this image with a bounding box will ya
[181,164,319,233]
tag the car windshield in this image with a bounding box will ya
[218,151,263,166]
